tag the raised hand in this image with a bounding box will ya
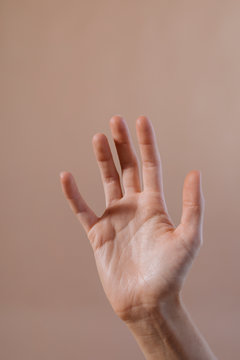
[60,115,204,322]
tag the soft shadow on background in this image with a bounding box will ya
[1,1,240,359]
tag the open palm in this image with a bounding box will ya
[60,116,204,321]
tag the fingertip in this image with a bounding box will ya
[92,133,106,144]
[188,169,202,180]
[136,115,149,127]
[59,172,74,190]
[109,115,124,127]
[136,116,154,138]
[109,116,129,137]
[60,171,68,180]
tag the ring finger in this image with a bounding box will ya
[92,132,123,207]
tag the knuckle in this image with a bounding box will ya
[122,159,138,170]
[183,202,202,213]
[143,159,160,169]
[104,173,120,184]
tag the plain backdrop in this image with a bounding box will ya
[1,1,240,359]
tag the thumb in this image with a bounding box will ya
[179,170,205,235]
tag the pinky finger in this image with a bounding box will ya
[60,171,98,235]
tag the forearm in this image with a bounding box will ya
[123,295,217,360]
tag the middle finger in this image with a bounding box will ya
[110,115,141,195]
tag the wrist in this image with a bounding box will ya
[121,294,184,360]
[118,292,182,325]
[122,294,217,360]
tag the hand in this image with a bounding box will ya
[60,115,205,322]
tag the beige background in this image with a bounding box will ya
[1,1,240,359]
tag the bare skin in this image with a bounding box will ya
[59,115,217,359]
